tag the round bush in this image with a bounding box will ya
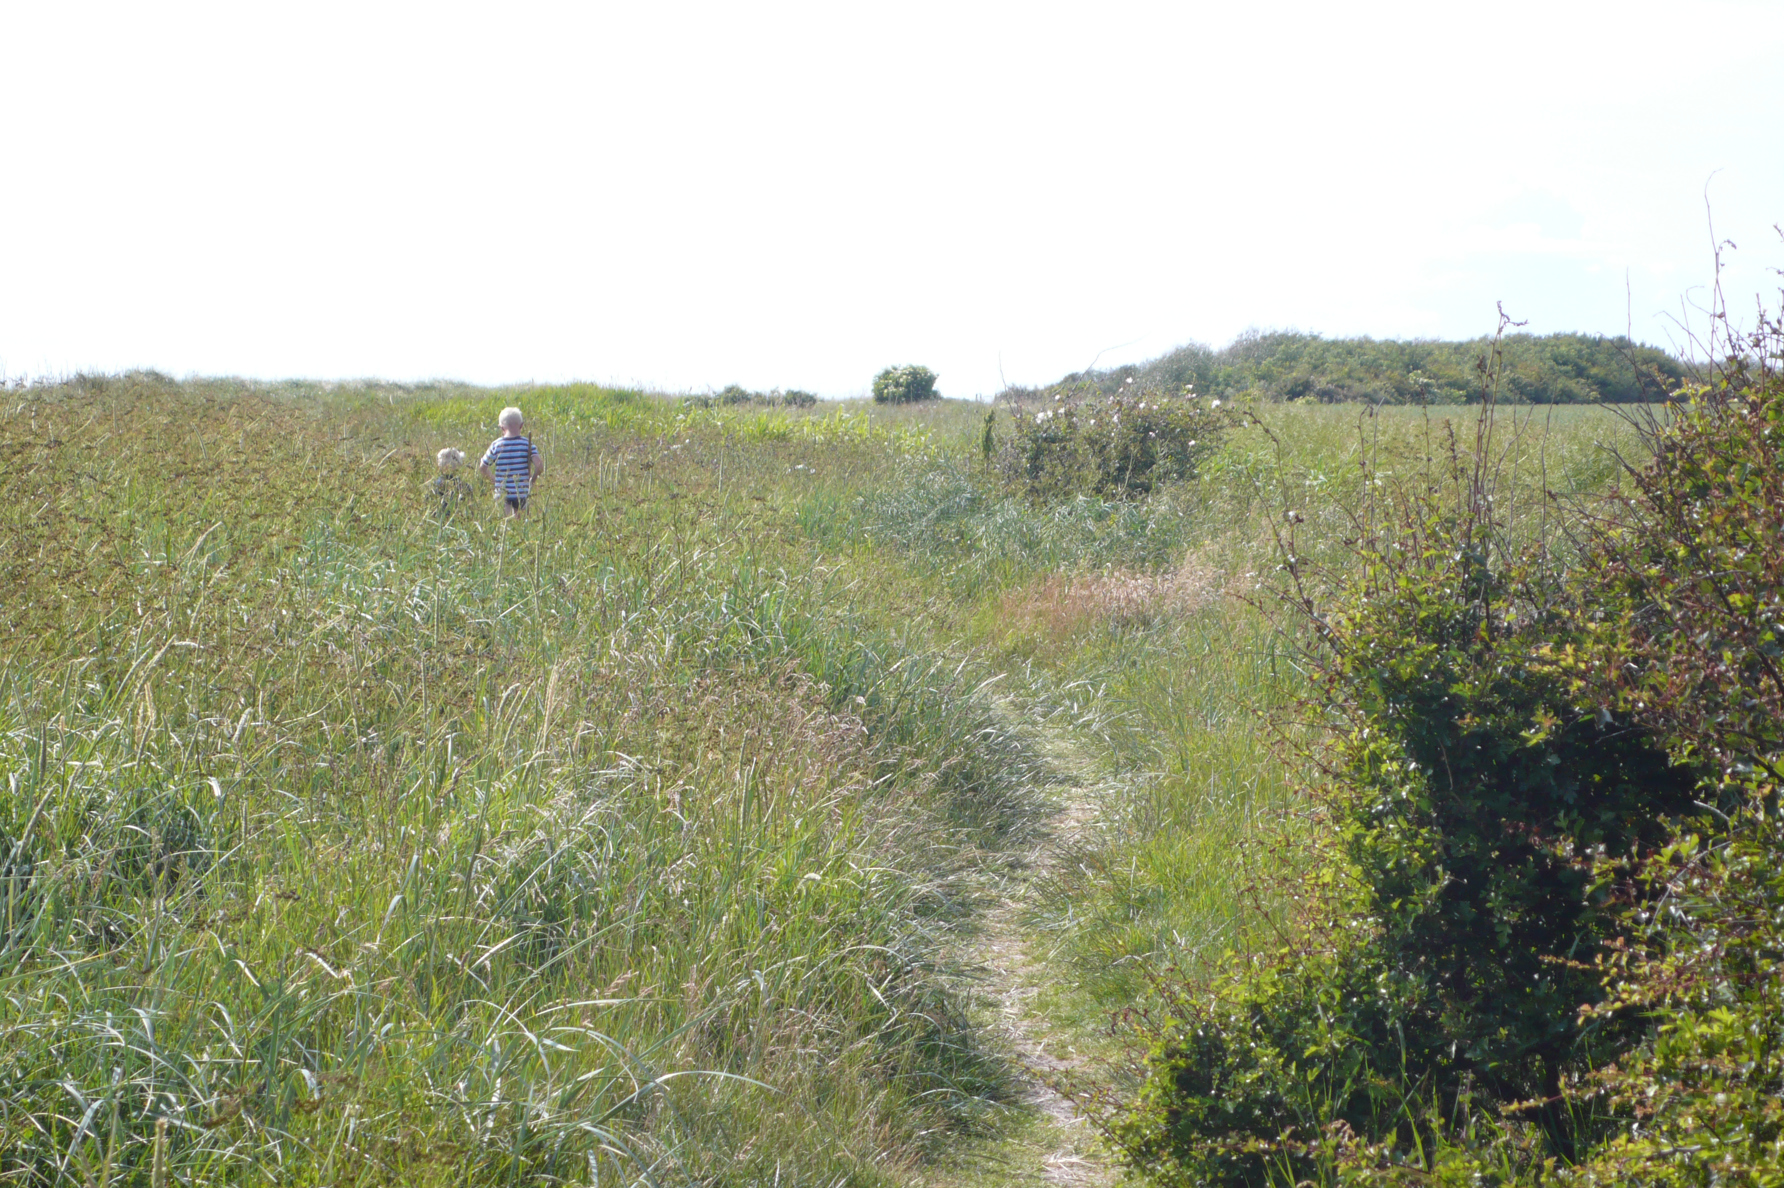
[872,365,939,404]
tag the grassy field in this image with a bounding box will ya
[0,377,1644,1185]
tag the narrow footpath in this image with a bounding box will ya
[942,718,1117,1187]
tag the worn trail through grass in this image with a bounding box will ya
[946,705,1117,1188]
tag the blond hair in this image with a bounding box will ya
[498,407,524,431]
[436,447,465,472]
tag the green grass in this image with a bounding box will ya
[0,376,1646,1185]
[0,376,1047,1185]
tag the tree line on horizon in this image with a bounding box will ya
[1004,330,1689,405]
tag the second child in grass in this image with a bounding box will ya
[479,406,544,517]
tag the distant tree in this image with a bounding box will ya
[872,365,939,404]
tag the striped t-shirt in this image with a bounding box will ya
[480,435,542,498]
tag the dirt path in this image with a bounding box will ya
[952,718,1116,1187]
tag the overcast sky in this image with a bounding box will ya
[4,1,1781,397]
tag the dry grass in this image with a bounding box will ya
[995,554,1224,641]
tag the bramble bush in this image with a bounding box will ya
[872,365,939,404]
[993,382,1240,500]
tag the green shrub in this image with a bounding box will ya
[872,365,939,404]
[1107,925,1439,1188]
[994,384,1239,500]
[1332,312,1784,1186]
[1556,820,1784,1187]
[1551,319,1784,1185]
[1091,389,1700,1183]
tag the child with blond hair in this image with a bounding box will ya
[479,407,544,516]
[429,447,471,513]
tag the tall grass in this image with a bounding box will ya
[0,375,1044,1185]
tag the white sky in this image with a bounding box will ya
[4,1,1782,397]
